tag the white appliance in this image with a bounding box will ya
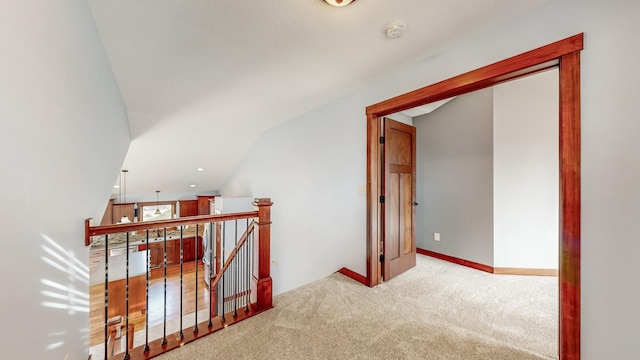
[202,221,214,288]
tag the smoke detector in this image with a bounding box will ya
[386,23,406,39]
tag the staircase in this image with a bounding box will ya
[86,198,273,360]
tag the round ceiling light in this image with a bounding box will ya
[323,0,355,7]
[386,23,406,39]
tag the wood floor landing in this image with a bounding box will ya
[89,260,209,347]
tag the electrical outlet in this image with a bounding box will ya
[434,232,440,241]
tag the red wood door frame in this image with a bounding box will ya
[365,33,583,360]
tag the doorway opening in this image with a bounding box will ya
[365,34,583,360]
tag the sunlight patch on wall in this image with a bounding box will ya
[39,233,91,352]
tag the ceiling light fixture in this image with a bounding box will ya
[154,190,161,215]
[190,184,197,188]
[323,0,355,7]
[196,168,204,172]
[119,170,131,223]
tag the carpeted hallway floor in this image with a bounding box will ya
[157,254,558,359]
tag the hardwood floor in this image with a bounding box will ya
[89,260,209,347]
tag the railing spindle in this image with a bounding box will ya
[245,221,251,311]
[193,223,199,333]
[124,232,130,360]
[103,234,109,360]
[221,221,226,322]
[208,221,213,328]
[244,219,249,311]
[162,227,167,346]
[144,230,150,353]
[234,220,238,317]
[179,225,184,340]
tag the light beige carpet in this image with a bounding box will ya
[157,255,558,359]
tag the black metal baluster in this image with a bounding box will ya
[193,224,199,333]
[245,221,251,311]
[234,220,238,317]
[103,234,109,360]
[250,227,254,308]
[144,230,150,353]
[226,265,230,319]
[162,227,167,346]
[208,222,213,328]
[124,232,130,360]
[239,223,244,311]
[244,219,249,311]
[216,279,220,318]
[223,263,227,321]
[221,221,226,322]
[179,226,184,340]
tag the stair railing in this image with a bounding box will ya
[85,198,273,360]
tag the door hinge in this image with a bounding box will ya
[379,136,385,144]
[379,254,385,262]
[379,195,385,203]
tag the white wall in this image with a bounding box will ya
[386,113,413,126]
[0,1,130,359]
[493,69,559,269]
[215,196,254,259]
[414,89,494,266]
[221,96,367,295]
[221,1,640,358]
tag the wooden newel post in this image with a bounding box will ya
[254,198,273,311]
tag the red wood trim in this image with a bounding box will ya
[366,34,583,116]
[559,51,581,360]
[254,198,273,311]
[337,267,367,286]
[88,211,258,236]
[494,268,559,276]
[418,249,558,276]
[365,33,583,360]
[85,218,91,246]
[223,289,251,302]
[417,248,494,273]
[366,113,381,287]
[125,303,270,360]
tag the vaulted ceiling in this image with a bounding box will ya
[88,0,554,198]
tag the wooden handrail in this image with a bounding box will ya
[86,211,258,238]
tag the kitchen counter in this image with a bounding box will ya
[90,251,149,319]
[89,250,148,285]
[90,226,204,250]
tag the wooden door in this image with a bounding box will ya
[382,118,417,280]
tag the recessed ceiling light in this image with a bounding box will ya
[113,185,120,189]
[190,184,197,188]
[196,168,204,172]
[323,0,355,7]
